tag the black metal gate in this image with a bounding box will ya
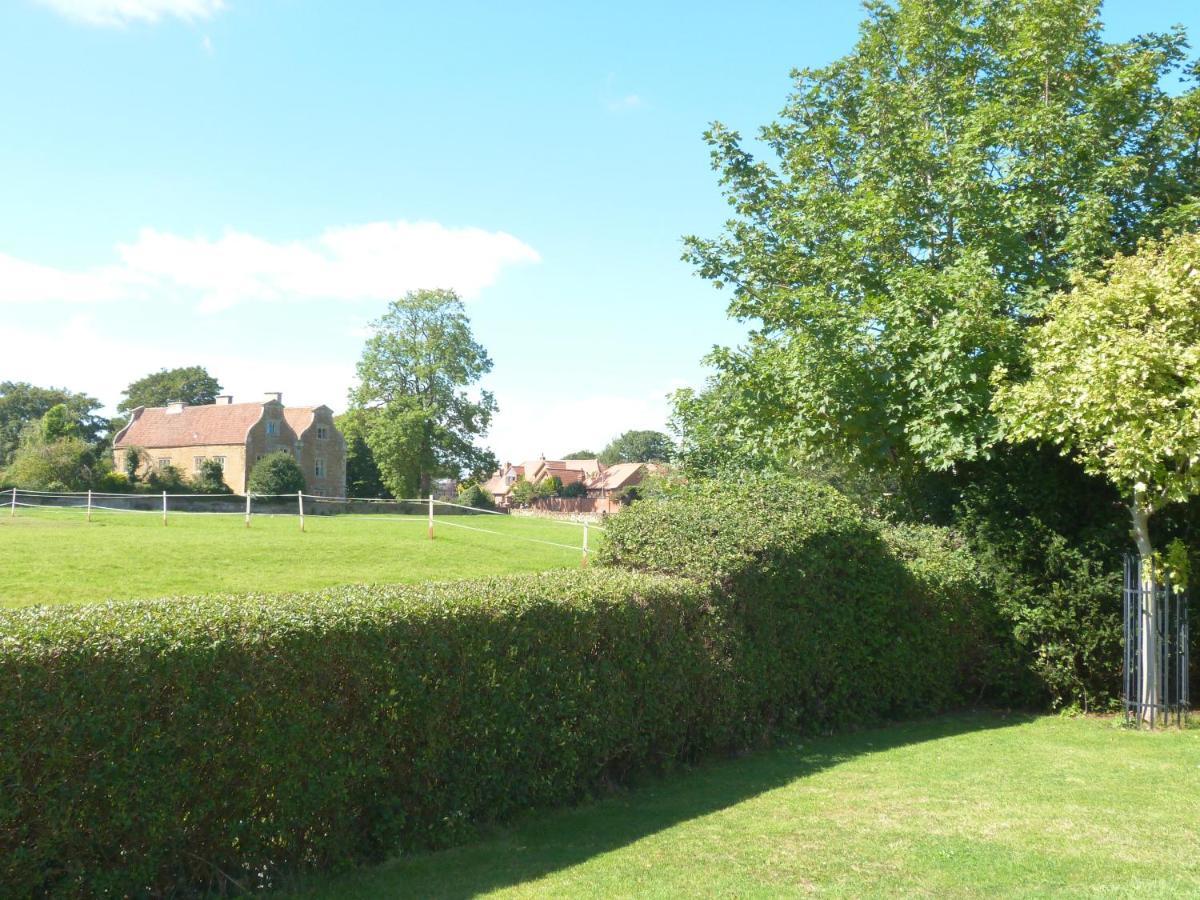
[1123,554,1189,726]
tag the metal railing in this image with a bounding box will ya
[1123,554,1189,727]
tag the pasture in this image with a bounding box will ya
[0,506,592,607]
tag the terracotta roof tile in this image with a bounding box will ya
[115,403,265,449]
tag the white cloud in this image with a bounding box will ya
[0,221,541,312]
[35,0,226,26]
[4,316,357,412]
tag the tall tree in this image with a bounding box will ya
[118,366,223,413]
[349,289,498,497]
[336,412,391,499]
[996,231,1200,565]
[599,430,674,465]
[679,0,1200,475]
[996,231,1200,722]
[0,382,106,466]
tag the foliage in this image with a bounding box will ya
[599,430,674,465]
[948,446,1128,709]
[336,412,390,498]
[560,480,587,499]
[536,475,562,498]
[94,471,132,493]
[563,450,597,460]
[3,433,100,491]
[190,458,233,495]
[248,451,307,495]
[0,381,106,467]
[120,446,144,484]
[599,474,1023,716]
[0,573,712,893]
[39,403,80,441]
[456,482,497,510]
[678,0,1200,475]
[995,231,1200,554]
[144,463,191,493]
[509,475,537,506]
[0,512,999,896]
[349,289,498,497]
[117,365,222,413]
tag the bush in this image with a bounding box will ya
[599,474,1018,722]
[190,458,233,495]
[248,451,306,495]
[0,572,745,894]
[94,470,132,493]
[560,480,587,499]
[456,482,496,510]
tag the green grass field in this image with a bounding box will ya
[0,506,594,607]
[285,714,1200,899]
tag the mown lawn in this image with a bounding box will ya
[0,507,593,607]
[285,714,1200,898]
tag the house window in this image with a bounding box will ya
[316,426,328,440]
[213,456,225,469]
[194,456,206,473]
[266,421,277,436]
[156,458,171,469]
[315,458,326,478]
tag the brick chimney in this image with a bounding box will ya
[166,401,186,414]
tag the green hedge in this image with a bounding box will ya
[0,477,1005,895]
[599,476,1013,725]
[0,572,749,895]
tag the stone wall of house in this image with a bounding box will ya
[114,444,248,492]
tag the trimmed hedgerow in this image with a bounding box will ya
[0,477,1004,896]
[599,475,1012,726]
[0,572,750,895]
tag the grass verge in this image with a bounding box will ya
[284,713,1200,898]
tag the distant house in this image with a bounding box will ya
[112,392,347,496]
[482,455,651,507]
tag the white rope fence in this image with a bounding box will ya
[3,488,599,565]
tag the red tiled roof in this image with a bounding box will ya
[588,462,645,492]
[283,407,315,437]
[114,403,265,449]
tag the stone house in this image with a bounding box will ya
[112,392,347,496]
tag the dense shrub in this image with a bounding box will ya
[248,451,306,495]
[599,475,1019,726]
[0,477,1013,895]
[0,572,752,895]
[456,481,496,510]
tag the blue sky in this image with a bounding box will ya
[3,0,1197,462]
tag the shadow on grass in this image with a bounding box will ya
[282,710,1033,899]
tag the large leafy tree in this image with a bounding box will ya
[679,0,1200,475]
[996,231,1200,722]
[349,289,498,497]
[0,382,106,466]
[118,366,222,413]
[996,231,1200,562]
[335,412,391,499]
[598,430,675,465]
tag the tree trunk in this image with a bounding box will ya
[1130,489,1158,726]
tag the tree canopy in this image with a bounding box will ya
[995,231,1200,555]
[678,0,1200,476]
[599,430,674,465]
[349,289,498,497]
[0,382,106,467]
[118,366,223,413]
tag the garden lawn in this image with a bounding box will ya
[286,714,1200,898]
[0,507,592,607]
